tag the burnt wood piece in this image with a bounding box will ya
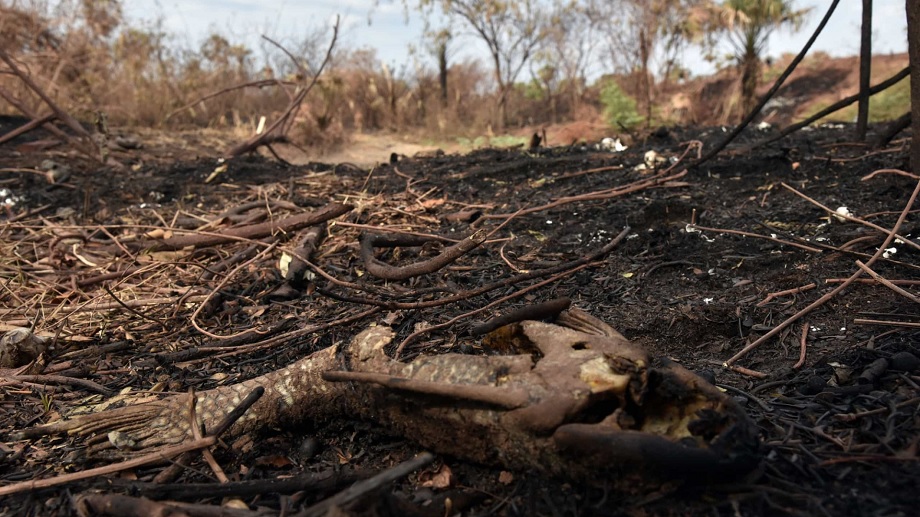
[360,230,486,281]
[149,203,351,252]
[469,297,571,337]
[97,203,352,256]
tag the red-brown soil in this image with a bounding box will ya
[659,52,909,127]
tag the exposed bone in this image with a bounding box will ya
[13,309,759,485]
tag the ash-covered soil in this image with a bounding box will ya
[1,118,918,516]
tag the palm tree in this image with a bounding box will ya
[719,0,808,118]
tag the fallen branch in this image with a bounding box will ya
[853,319,920,329]
[794,324,809,369]
[781,182,920,254]
[0,84,81,150]
[311,226,630,311]
[281,224,326,289]
[861,168,919,182]
[725,175,920,366]
[469,297,571,336]
[756,283,817,307]
[0,433,216,498]
[360,230,486,281]
[226,18,339,157]
[0,374,112,396]
[825,278,920,286]
[874,111,911,147]
[686,224,822,254]
[485,169,688,220]
[118,470,360,500]
[75,494,264,517]
[0,49,91,140]
[835,396,920,422]
[0,294,209,321]
[0,112,55,145]
[144,202,352,253]
[301,452,435,517]
[854,260,920,304]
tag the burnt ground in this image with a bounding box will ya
[0,118,918,516]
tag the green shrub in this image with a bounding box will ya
[599,80,643,130]
[807,77,911,124]
[838,77,911,123]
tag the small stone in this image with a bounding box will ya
[695,368,717,385]
[115,135,141,149]
[800,375,827,395]
[889,351,920,372]
[298,437,319,459]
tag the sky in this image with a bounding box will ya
[124,1,909,78]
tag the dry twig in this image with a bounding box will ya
[726,174,920,365]
[226,18,340,157]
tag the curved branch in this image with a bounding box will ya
[360,229,487,281]
[165,78,298,122]
[319,227,630,311]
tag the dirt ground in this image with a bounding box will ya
[1,117,918,516]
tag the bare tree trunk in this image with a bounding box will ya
[490,52,508,131]
[498,91,508,131]
[740,52,760,120]
[909,0,920,173]
[438,41,448,107]
[856,0,873,140]
[548,84,558,124]
[381,62,397,126]
[639,28,653,127]
[571,81,582,119]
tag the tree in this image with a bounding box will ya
[855,0,872,140]
[424,0,548,130]
[532,0,604,121]
[718,0,808,118]
[200,34,251,77]
[79,0,123,39]
[586,0,717,127]
[908,0,920,173]
[423,28,453,107]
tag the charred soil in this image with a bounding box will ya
[0,119,918,516]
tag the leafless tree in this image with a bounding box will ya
[586,0,717,126]
[532,0,605,122]
[422,27,453,107]
[423,0,548,130]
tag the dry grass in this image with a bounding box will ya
[0,1,617,149]
[0,1,909,153]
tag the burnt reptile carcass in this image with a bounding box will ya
[12,308,760,488]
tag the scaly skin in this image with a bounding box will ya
[15,310,760,485]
